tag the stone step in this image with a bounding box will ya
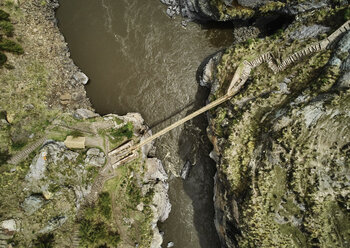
[8,136,47,165]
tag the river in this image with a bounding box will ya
[56,0,233,247]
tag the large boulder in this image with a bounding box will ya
[73,108,99,120]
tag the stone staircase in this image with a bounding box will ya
[227,20,350,94]
[71,227,81,248]
[0,230,11,248]
[7,136,47,165]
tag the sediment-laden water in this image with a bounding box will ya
[57,1,233,247]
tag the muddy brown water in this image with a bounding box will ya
[57,0,233,247]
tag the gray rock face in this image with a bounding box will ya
[25,142,79,190]
[140,129,154,159]
[175,0,217,21]
[302,102,324,128]
[180,160,192,179]
[39,216,67,234]
[25,150,47,181]
[333,31,350,89]
[86,148,100,156]
[22,195,44,215]
[85,148,106,167]
[289,25,330,40]
[337,72,350,88]
[152,182,171,222]
[24,141,92,210]
[73,71,89,85]
[144,158,168,183]
[73,108,99,120]
[341,55,350,72]
[200,58,215,87]
[237,0,267,8]
[283,0,329,15]
[143,156,171,248]
[1,219,17,232]
[222,0,233,5]
[199,51,223,93]
[150,228,164,248]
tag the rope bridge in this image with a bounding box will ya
[109,20,350,165]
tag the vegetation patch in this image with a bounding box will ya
[0,8,23,67]
[106,122,134,148]
[0,20,13,36]
[79,192,120,248]
[345,7,350,20]
[0,9,10,21]
[110,122,133,139]
[0,38,23,54]
[258,1,285,14]
[32,233,55,248]
[210,0,254,20]
[0,50,7,65]
[103,159,155,247]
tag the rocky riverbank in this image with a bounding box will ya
[0,0,170,247]
[197,2,350,247]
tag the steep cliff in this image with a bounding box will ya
[199,3,350,247]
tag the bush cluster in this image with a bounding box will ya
[110,122,133,140]
[0,9,9,20]
[0,8,23,67]
[0,39,23,54]
[0,20,14,36]
[345,7,350,20]
[33,233,55,248]
[79,192,120,247]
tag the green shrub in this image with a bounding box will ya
[110,122,133,139]
[0,20,14,36]
[79,192,120,247]
[79,218,120,247]
[48,183,60,193]
[0,39,23,54]
[4,1,14,8]
[33,233,55,248]
[11,141,26,150]
[345,8,350,21]
[0,51,7,66]
[0,9,9,21]
[0,150,10,165]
